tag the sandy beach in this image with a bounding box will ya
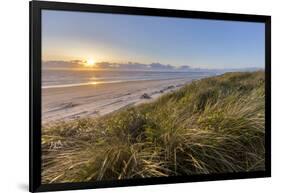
[42,78,191,124]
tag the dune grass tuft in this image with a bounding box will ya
[42,71,265,183]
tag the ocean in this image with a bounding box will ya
[42,69,217,89]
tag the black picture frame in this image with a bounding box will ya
[29,1,271,192]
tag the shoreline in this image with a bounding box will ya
[42,78,193,124]
[42,77,192,89]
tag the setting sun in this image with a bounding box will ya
[84,58,96,67]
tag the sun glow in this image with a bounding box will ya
[84,58,96,67]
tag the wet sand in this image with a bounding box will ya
[42,78,191,124]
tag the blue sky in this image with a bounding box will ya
[42,10,265,69]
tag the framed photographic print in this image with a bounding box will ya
[30,1,271,192]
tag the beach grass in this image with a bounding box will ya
[41,71,265,183]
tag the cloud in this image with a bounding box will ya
[42,60,263,73]
[178,65,191,70]
[43,60,191,71]
[43,60,83,69]
[149,63,174,70]
[95,62,149,70]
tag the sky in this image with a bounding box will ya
[42,10,265,69]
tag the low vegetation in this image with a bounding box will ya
[42,71,265,183]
